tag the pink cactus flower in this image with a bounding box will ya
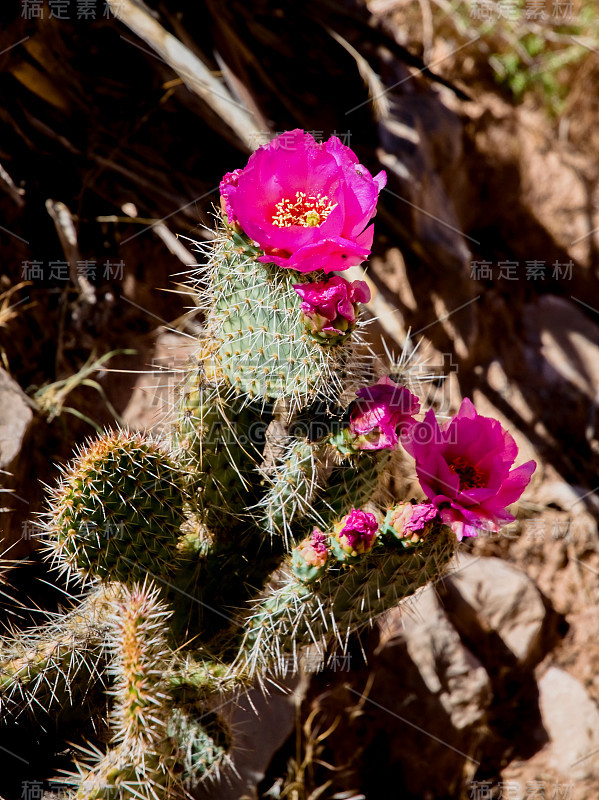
[349,377,420,451]
[293,276,370,337]
[335,509,378,555]
[219,129,386,273]
[404,398,536,540]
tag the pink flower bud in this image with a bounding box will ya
[297,528,329,568]
[349,377,420,451]
[293,276,370,339]
[387,502,439,543]
[335,509,378,556]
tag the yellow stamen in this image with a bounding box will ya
[272,191,337,228]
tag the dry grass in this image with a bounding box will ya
[369,0,599,116]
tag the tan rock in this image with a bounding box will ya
[539,667,599,781]
[0,368,33,473]
[0,368,35,557]
[438,553,548,669]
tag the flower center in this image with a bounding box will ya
[272,191,336,228]
[449,456,486,491]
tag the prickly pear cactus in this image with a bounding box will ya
[44,431,187,585]
[0,129,535,798]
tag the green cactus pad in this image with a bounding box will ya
[201,234,359,404]
[257,436,322,543]
[174,374,271,535]
[43,430,186,585]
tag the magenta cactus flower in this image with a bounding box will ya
[404,398,536,540]
[349,376,420,451]
[219,129,386,273]
[334,508,378,556]
[293,276,370,339]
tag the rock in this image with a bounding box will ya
[524,296,599,406]
[300,586,491,799]
[533,478,599,516]
[0,368,33,474]
[0,368,35,558]
[121,331,191,433]
[530,477,598,556]
[393,584,492,732]
[517,106,595,268]
[376,89,472,273]
[522,296,599,469]
[456,93,597,274]
[370,586,492,797]
[472,360,542,494]
[538,667,599,781]
[195,674,305,800]
[372,85,480,361]
[437,553,548,670]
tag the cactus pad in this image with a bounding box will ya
[43,430,187,585]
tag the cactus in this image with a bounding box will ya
[174,372,273,535]
[66,582,178,800]
[309,448,392,532]
[0,130,534,798]
[43,430,187,587]
[64,582,231,799]
[196,234,359,405]
[167,708,232,786]
[257,436,323,542]
[0,584,120,723]
[236,520,456,677]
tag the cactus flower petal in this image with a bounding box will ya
[349,377,420,451]
[404,398,536,540]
